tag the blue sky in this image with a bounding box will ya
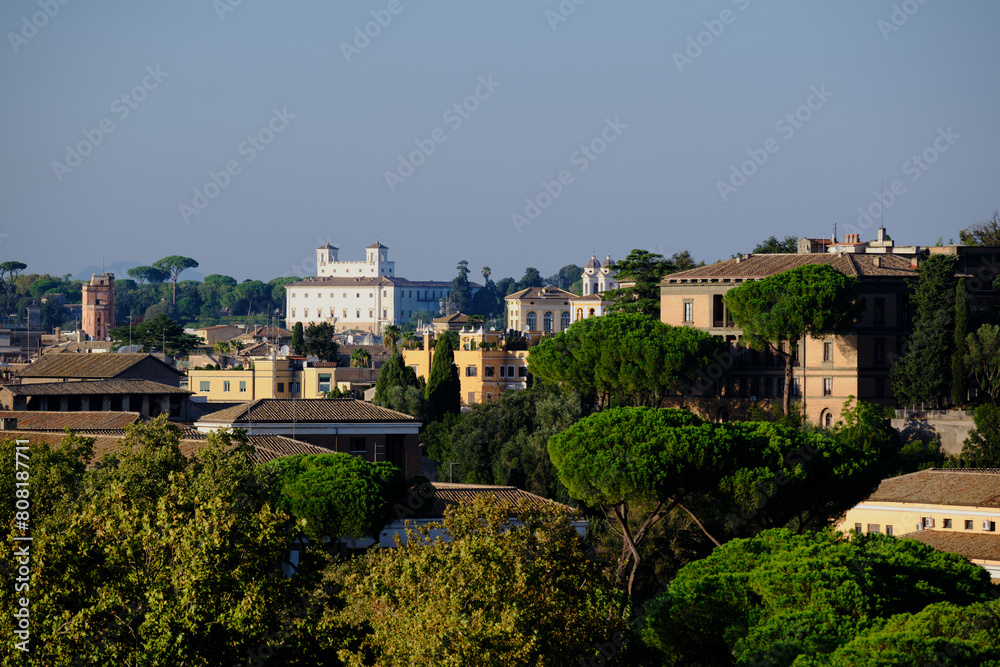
[2,0,998,283]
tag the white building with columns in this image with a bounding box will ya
[286,242,475,334]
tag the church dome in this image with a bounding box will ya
[584,254,601,270]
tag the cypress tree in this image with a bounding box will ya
[373,350,418,405]
[291,322,304,355]
[426,335,461,422]
[951,279,969,406]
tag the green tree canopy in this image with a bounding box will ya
[450,260,472,314]
[232,279,267,316]
[426,334,461,421]
[264,453,405,541]
[959,210,1000,246]
[127,265,168,286]
[546,264,584,290]
[108,313,200,356]
[373,349,420,405]
[637,528,995,666]
[301,322,338,362]
[335,497,623,666]
[350,347,371,368]
[604,249,675,318]
[751,234,799,254]
[960,403,1000,467]
[965,323,1000,403]
[528,312,728,409]
[291,321,304,354]
[153,255,199,304]
[725,263,859,413]
[891,254,958,407]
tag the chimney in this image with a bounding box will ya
[873,256,882,268]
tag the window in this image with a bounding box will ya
[874,298,885,326]
[943,519,952,529]
[560,311,570,330]
[526,312,537,331]
[350,437,366,453]
[854,523,862,533]
[199,381,210,392]
[239,381,247,393]
[518,366,528,378]
[544,312,554,333]
[304,309,309,317]
[966,520,974,530]
[922,517,935,528]
[683,301,693,322]
[318,373,331,393]
[874,338,884,363]
[343,309,348,318]
[369,309,373,318]
[383,309,387,318]
[223,381,231,392]
[291,308,296,317]
[277,382,284,393]
[466,366,477,377]
[823,378,833,396]
[507,365,515,378]
[317,309,323,318]
[500,365,506,378]
[823,342,832,362]
[985,521,996,532]
[484,365,495,377]
[885,525,893,536]
[867,524,880,534]
[356,309,360,318]
[576,308,583,321]
[824,411,833,427]
[791,379,800,396]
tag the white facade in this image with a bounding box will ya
[287,242,466,333]
[316,241,395,278]
[582,253,618,296]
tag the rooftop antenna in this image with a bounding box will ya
[881,178,885,231]
[833,222,837,244]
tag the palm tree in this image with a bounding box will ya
[401,331,415,350]
[351,348,372,368]
[383,324,402,349]
[481,266,491,282]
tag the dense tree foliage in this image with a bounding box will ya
[751,234,799,254]
[426,335,461,422]
[959,210,1000,246]
[373,350,421,406]
[726,264,859,413]
[291,321,304,354]
[265,453,406,541]
[965,323,1000,403]
[892,254,959,407]
[528,312,728,409]
[439,385,586,501]
[450,260,472,314]
[301,322,339,362]
[334,497,623,666]
[153,255,199,304]
[637,529,995,666]
[959,403,1000,467]
[604,249,675,318]
[108,313,201,356]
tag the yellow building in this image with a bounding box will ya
[505,287,612,340]
[660,252,918,425]
[403,331,528,405]
[188,358,378,402]
[837,469,1000,581]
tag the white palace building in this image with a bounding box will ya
[285,242,471,334]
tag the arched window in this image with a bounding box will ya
[560,312,570,330]
[526,311,537,331]
[576,308,583,321]
[593,282,599,294]
[589,308,596,317]
[543,312,554,333]
[717,408,729,423]
[822,410,833,428]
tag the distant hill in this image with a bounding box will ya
[74,262,206,283]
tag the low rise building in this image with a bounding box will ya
[16,352,182,387]
[837,468,1000,581]
[188,357,379,402]
[0,379,191,418]
[194,398,421,477]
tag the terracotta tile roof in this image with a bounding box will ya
[505,287,576,301]
[249,435,333,464]
[867,469,1000,508]
[0,411,143,431]
[239,326,292,339]
[338,345,392,366]
[0,430,331,467]
[3,379,191,397]
[434,313,469,323]
[662,253,918,283]
[196,398,418,425]
[900,530,1000,562]
[429,482,578,516]
[239,342,276,358]
[17,353,179,379]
